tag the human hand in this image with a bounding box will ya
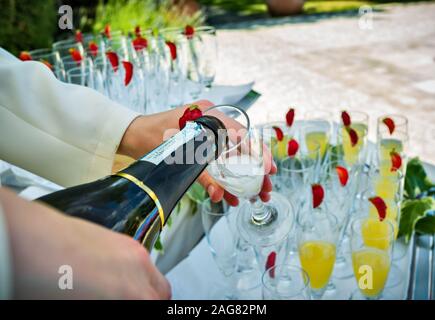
[1,187,171,299]
[118,100,277,207]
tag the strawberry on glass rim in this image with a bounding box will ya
[166,41,177,61]
[41,60,53,70]
[346,127,359,147]
[265,251,277,278]
[335,166,349,187]
[184,25,195,39]
[179,105,203,129]
[133,36,148,51]
[69,48,82,63]
[287,138,299,157]
[19,51,32,61]
[104,24,111,39]
[75,30,83,43]
[286,108,295,127]
[312,184,324,209]
[88,42,99,57]
[134,25,141,38]
[369,196,387,221]
[382,117,395,135]
[106,51,119,72]
[122,61,133,86]
[341,111,351,127]
[390,150,402,172]
[272,126,284,142]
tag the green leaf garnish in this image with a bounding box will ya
[398,198,434,243]
[404,157,434,199]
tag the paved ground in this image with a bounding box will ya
[214,2,435,164]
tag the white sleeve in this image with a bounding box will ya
[0,201,12,299]
[0,48,140,187]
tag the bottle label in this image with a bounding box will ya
[141,121,202,165]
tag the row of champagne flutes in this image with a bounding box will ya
[199,105,409,299]
[19,25,217,114]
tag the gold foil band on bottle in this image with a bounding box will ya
[113,172,165,229]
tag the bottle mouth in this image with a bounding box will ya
[193,115,228,160]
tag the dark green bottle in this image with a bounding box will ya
[37,116,226,251]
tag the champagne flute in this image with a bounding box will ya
[28,48,65,81]
[350,217,394,300]
[322,160,359,282]
[201,198,239,299]
[338,111,369,167]
[262,264,311,300]
[364,169,405,289]
[303,109,333,163]
[261,122,296,191]
[204,107,294,267]
[161,28,189,108]
[297,209,339,299]
[67,65,96,89]
[279,142,320,257]
[194,26,217,90]
[377,129,409,177]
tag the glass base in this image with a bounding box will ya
[237,192,294,248]
[349,289,383,300]
[349,288,396,300]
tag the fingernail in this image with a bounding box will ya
[207,185,215,196]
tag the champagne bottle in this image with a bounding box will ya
[37,116,226,251]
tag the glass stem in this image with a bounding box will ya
[250,196,272,225]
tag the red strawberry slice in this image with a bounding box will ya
[272,126,284,142]
[19,51,32,61]
[312,184,324,209]
[335,166,349,187]
[134,25,141,38]
[369,197,387,221]
[390,150,402,172]
[75,30,83,43]
[88,42,98,57]
[347,127,358,147]
[187,105,202,119]
[286,108,295,127]
[265,251,277,278]
[166,41,177,60]
[179,114,188,130]
[133,36,148,51]
[179,105,203,129]
[287,138,299,157]
[104,24,111,39]
[382,117,395,135]
[185,25,195,39]
[122,61,133,86]
[341,111,351,127]
[40,60,53,70]
[106,51,119,72]
[69,48,82,63]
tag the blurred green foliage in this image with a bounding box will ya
[91,0,204,34]
[0,0,57,55]
[0,0,203,55]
